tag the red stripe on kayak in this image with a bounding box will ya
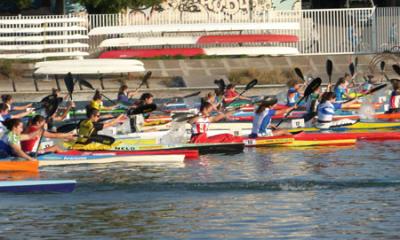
[61,150,199,160]
[99,48,205,59]
[294,132,400,141]
[197,34,299,44]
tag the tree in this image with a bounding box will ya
[75,0,163,14]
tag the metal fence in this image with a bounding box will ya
[2,7,400,59]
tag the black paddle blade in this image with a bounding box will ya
[245,79,258,90]
[380,61,386,72]
[127,103,157,115]
[349,63,355,76]
[57,123,77,133]
[304,77,322,97]
[355,57,359,68]
[294,68,304,81]
[326,59,333,77]
[64,72,74,95]
[367,84,387,94]
[214,79,226,91]
[79,78,95,90]
[183,91,201,99]
[143,71,152,81]
[393,64,400,75]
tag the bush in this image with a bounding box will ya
[0,60,13,78]
[228,68,298,85]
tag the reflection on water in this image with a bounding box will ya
[0,141,399,239]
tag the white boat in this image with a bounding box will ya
[100,36,199,48]
[0,17,86,25]
[203,47,299,56]
[0,43,88,51]
[0,51,89,59]
[38,154,185,166]
[0,26,87,34]
[34,65,145,75]
[89,22,300,36]
[35,59,144,68]
[0,34,89,42]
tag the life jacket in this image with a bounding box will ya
[251,108,276,135]
[89,100,103,110]
[191,116,210,135]
[21,125,40,152]
[317,101,342,122]
[77,119,95,144]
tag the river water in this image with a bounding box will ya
[1,140,399,239]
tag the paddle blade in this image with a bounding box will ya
[380,61,386,72]
[393,64,400,76]
[183,91,201,99]
[79,78,95,90]
[326,59,333,77]
[143,71,152,82]
[214,79,226,91]
[245,79,258,91]
[294,68,304,81]
[64,72,74,95]
[355,57,359,68]
[127,103,157,115]
[57,123,77,133]
[367,84,387,94]
[304,77,322,97]
[349,63,355,76]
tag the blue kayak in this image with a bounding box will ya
[0,180,76,193]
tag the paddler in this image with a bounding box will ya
[387,79,400,113]
[89,90,118,111]
[223,84,251,105]
[76,108,127,144]
[21,115,75,154]
[0,118,41,161]
[117,85,138,107]
[202,92,221,112]
[303,85,321,122]
[249,97,295,138]
[0,103,33,124]
[129,93,155,133]
[1,94,32,111]
[316,92,358,130]
[334,77,351,101]
[286,79,303,107]
[189,102,242,143]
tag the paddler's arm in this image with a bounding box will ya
[20,129,43,141]
[11,108,34,119]
[275,105,297,116]
[103,114,127,128]
[101,104,118,111]
[44,131,76,141]
[13,103,33,111]
[53,101,75,121]
[10,143,36,161]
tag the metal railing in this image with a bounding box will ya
[2,7,400,59]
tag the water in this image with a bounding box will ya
[1,141,400,239]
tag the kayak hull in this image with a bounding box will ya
[0,161,38,172]
[0,180,76,193]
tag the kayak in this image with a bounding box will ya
[288,122,400,132]
[0,160,38,172]
[65,141,245,155]
[58,149,199,160]
[0,180,76,193]
[38,153,185,166]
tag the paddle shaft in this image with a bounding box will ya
[275,96,305,127]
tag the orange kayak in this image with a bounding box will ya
[0,161,39,172]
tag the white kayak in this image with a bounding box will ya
[38,154,185,166]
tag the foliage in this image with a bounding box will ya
[229,68,297,85]
[0,60,13,78]
[75,0,163,13]
[16,0,31,9]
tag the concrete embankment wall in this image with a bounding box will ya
[0,54,386,102]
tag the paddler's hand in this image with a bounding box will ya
[116,114,128,123]
[68,101,75,108]
[270,124,277,130]
[65,133,76,141]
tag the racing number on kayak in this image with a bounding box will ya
[244,139,256,145]
[291,119,305,128]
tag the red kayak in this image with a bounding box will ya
[60,149,199,160]
[295,131,400,141]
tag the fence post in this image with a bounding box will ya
[371,7,377,53]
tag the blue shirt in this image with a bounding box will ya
[287,88,300,107]
[251,108,276,135]
[317,101,342,122]
[335,86,346,101]
[117,93,130,105]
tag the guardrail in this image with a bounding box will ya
[1,7,400,59]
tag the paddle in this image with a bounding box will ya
[393,64,400,76]
[64,72,77,120]
[294,68,305,82]
[326,59,333,89]
[214,79,226,92]
[34,97,60,158]
[380,61,389,81]
[182,91,201,99]
[133,71,152,92]
[275,77,322,127]
[79,78,117,105]
[56,104,157,133]
[343,84,387,103]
